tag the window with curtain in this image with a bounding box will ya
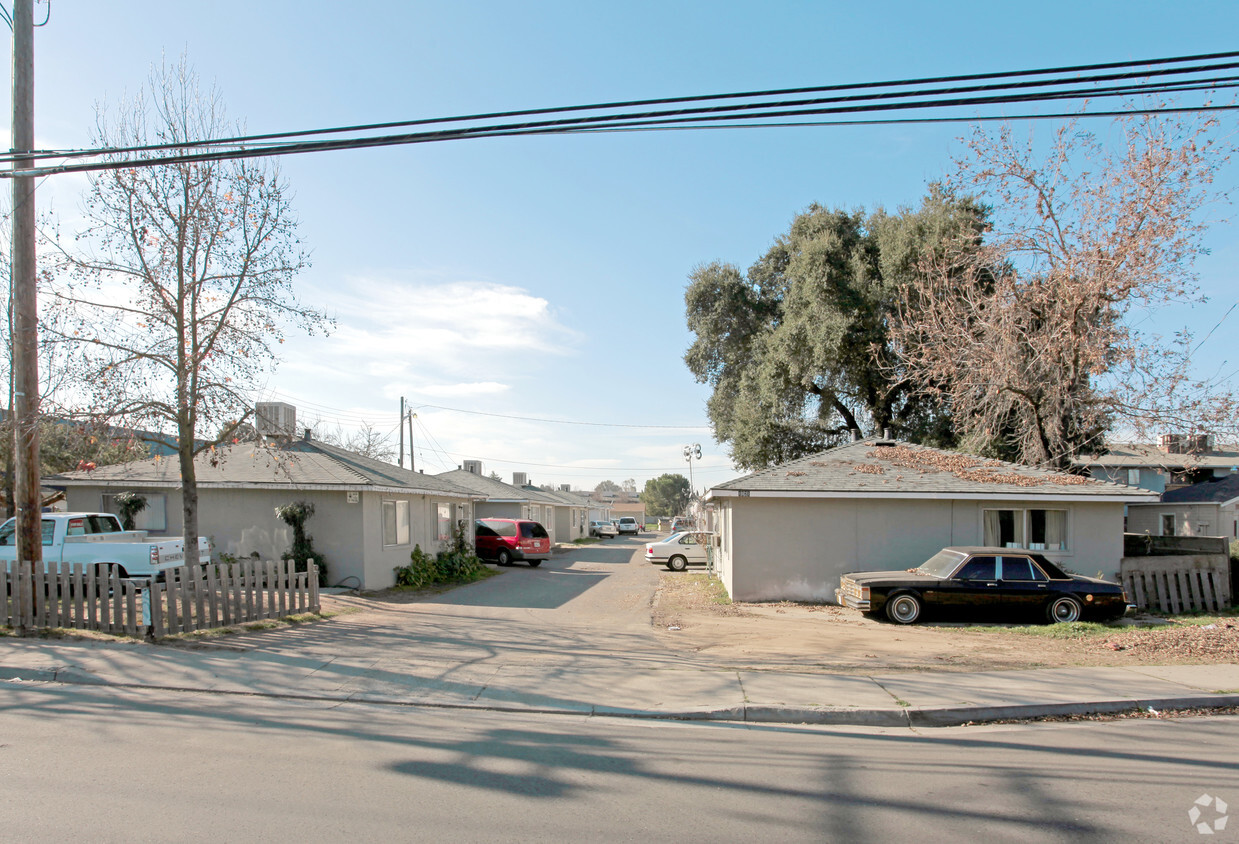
[983,509,1024,547]
[1029,509,1067,550]
[984,508,1068,550]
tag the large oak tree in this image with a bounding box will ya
[684,190,987,470]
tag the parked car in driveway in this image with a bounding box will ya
[616,517,640,536]
[645,531,713,571]
[474,519,550,567]
[835,546,1131,625]
[590,520,618,538]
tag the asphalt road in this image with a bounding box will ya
[2,682,1235,843]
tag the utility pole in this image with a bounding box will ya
[398,396,404,467]
[407,412,415,472]
[11,0,41,572]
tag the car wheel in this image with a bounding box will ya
[885,593,922,625]
[528,559,542,568]
[496,549,512,566]
[667,555,688,572]
[1047,595,1082,624]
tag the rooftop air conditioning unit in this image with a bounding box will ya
[1189,434,1213,454]
[513,472,528,487]
[255,402,297,438]
[463,460,483,475]
[560,484,571,492]
[1159,434,1185,454]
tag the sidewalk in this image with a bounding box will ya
[2,635,1236,727]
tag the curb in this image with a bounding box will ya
[4,667,1238,727]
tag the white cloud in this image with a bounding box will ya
[418,381,510,397]
[281,277,581,392]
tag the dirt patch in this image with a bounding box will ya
[651,573,1239,673]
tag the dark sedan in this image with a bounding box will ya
[835,547,1131,625]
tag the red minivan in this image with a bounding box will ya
[474,519,551,567]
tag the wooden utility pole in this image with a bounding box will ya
[398,396,404,467]
[11,0,41,569]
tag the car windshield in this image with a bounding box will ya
[915,549,966,578]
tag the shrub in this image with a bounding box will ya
[394,544,438,589]
[393,523,486,589]
[275,500,328,586]
[1231,538,1239,561]
[113,491,148,530]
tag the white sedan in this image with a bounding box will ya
[645,531,713,571]
[589,520,618,538]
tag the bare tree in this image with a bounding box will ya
[47,57,330,557]
[302,416,397,462]
[891,108,1238,468]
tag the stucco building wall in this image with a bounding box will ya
[713,496,1127,603]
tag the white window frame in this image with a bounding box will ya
[101,492,169,532]
[1126,468,1141,486]
[382,499,411,547]
[982,508,1069,551]
[1160,513,1177,537]
[436,503,451,543]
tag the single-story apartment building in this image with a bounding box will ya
[1126,474,1239,539]
[49,433,480,590]
[525,484,591,543]
[435,465,571,540]
[705,438,1157,602]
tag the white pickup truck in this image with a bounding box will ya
[0,512,211,578]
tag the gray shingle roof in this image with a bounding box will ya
[436,469,563,504]
[1073,441,1239,470]
[709,439,1157,500]
[49,439,476,497]
[1159,474,1239,505]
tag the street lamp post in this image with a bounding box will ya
[682,443,701,518]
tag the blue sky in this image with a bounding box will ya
[9,1,1239,492]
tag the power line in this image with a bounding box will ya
[11,49,1239,164]
[1190,299,1239,356]
[3,55,1237,178]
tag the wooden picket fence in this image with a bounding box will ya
[2,560,147,637]
[1120,556,1232,614]
[1,558,320,638]
[149,559,320,638]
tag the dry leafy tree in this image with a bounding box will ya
[0,199,138,514]
[47,58,330,558]
[891,109,1238,468]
